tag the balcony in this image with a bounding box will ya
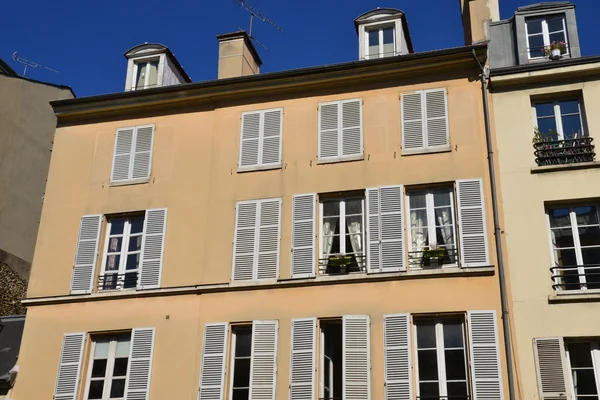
[97,273,138,291]
[534,137,595,167]
[408,247,459,270]
[550,264,600,291]
[319,253,366,275]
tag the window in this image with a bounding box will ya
[134,60,159,90]
[566,342,600,400]
[320,196,365,275]
[110,125,155,184]
[366,26,395,59]
[548,205,600,291]
[415,317,469,400]
[319,319,343,400]
[85,334,131,400]
[239,108,283,171]
[401,89,449,153]
[318,99,363,162]
[526,16,568,59]
[230,326,252,400]
[407,188,458,269]
[534,99,584,140]
[100,215,144,291]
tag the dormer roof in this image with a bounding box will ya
[517,2,574,13]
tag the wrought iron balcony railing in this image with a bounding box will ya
[98,272,138,291]
[550,264,600,291]
[408,247,459,269]
[534,137,595,167]
[319,253,366,275]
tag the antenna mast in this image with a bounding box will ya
[11,51,59,77]
[236,0,283,50]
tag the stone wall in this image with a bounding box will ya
[0,250,28,316]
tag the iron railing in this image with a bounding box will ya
[550,264,600,291]
[319,253,366,275]
[534,137,595,166]
[97,273,138,291]
[408,248,459,269]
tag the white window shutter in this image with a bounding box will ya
[262,109,283,166]
[318,102,340,159]
[533,338,569,400]
[291,194,316,278]
[232,201,258,281]
[111,127,135,182]
[240,112,261,168]
[139,208,167,289]
[71,215,102,294]
[341,99,363,157]
[54,333,86,400]
[380,185,405,272]
[383,314,412,400]
[132,125,155,180]
[366,188,382,273]
[401,92,424,150]
[289,318,316,400]
[198,323,229,400]
[250,320,279,400]
[125,327,156,400]
[257,199,281,280]
[457,179,489,267]
[467,311,503,400]
[343,315,371,400]
[425,89,449,148]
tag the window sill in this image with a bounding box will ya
[109,178,151,187]
[530,161,600,174]
[549,289,600,303]
[316,154,364,165]
[401,146,451,156]
[237,164,282,173]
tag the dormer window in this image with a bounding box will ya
[134,59,159,90]
[354,8,413,61]
[526,15,568,59]
[366,25,395,59]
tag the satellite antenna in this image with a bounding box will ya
[11,51,59,77]
[236,0,283,50]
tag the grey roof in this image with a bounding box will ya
[517,2,574,12]
[0,316,25,377]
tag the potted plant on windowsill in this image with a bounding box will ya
[532,127,559,149]
[422,245,445,268]
[544,41,566,61]
[327,253,354,274]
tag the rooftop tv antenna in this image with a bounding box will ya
[11,51,59,77]
[236,0,283,50]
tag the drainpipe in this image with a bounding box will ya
[472,48,516,400]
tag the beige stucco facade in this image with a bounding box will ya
[12,49,510,400]
[491,63,600,400]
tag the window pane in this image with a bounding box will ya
[433,192,451,207]
[110,219,126,235]
[115,337,131,358]
[383,27,394,44]
[368,30,379,58]
[527,19,543,34]
[445,349,467,380]
[576,207,598,226]
[135,63,147,89]
[574,369,599,395]
[110,378,126,398]
[551,228,574,248]
[108,237,122,253]
[562,115,583,139]
[579,227,600,246]
[537,117,558,137]
[436,227,455,247]
[123,272,138,289]
[536,102,556,118]
[435,207,453,227]
[549,208,572,228]
[235,329,252,357]
[418,350,439,380]
[147,61,159,87]
[233,358,251,387]
[232,388,250,400]
[346,215,362,230]
[410,210,429,228]
[416,322,436,348]
[113,358,128,376]
[581,247,600,265]
[323,217,339,236]
[130,217,145,234]
[410,194,427,209]
[547,17,564,33]
[419,382,440,400]
[549,31,566,44]
[560,100,580,115]
[126,254,141,270]
[555,248,578,266]
[443,321,464,348]
[323,202,340,217]
[128,235,143,252]
[447,381,469,400]
[105,254,120,272]
[345,199,362,215]
[88,380,104,399]
[91,359,107,378]
[569,343,593,367]
[411,228,429,250]
[528,35,545,58]
[94,339,110,358]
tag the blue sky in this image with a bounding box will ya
[1,0,596,97]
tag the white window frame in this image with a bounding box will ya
[132,57,160,90]
[564,341,600,400]
[83,335,130,400]
[413,317,469,400]
[318,196,366,265]
[228,325,252,400]
[406,188,458,269]
[365,25,396,59]
[525,16,569,60]
[532,98,585,140]
[99,216,144,291]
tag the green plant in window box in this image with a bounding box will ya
[327,254,353,267]
[422,245,445,267]
[532,126,559,145]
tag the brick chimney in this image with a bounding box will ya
[216,31,262,79]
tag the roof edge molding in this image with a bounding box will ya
[516,1,574,13]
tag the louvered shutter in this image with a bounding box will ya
[132,125,155,180]
[289,318,316,400]
[425,89,449,148]
[257,199,281,280]
[343,315,371,400]
[262,109,283,166]
[457,179,489,267]
[467,311,503,400]
[198,323,229,400]
[240,112,261,168]
[139,208,167,289]
[250,320,279,400]
[111,127,135,182]
[318,102,340,159]
[71,215,102,294]
[233,201,258,281]
[366,188,382,273]
[341,99,362,157]
[380,186,405,272]
[125,327,156,400]
[54,333,86,400]
[383,314,411,400]
[533,338,569,400]
[291,194,316,278]
[401,92,424,150]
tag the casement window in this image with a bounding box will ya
[232,198,282,282]
[110,125,155,185]
[401,89,449,153]
[526,16,569,59]
[318,99,363,162]
[133,59,159,90]
[566,341,600,400]
[366,26,395,59]
[547,205,600,291]
[54,328,155,400]
[198,321,278,400]
[319,195,365,275]
[239,108,283,171]
[407,188,458,269]
[533,98,585,140]
[70,209,167,294]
